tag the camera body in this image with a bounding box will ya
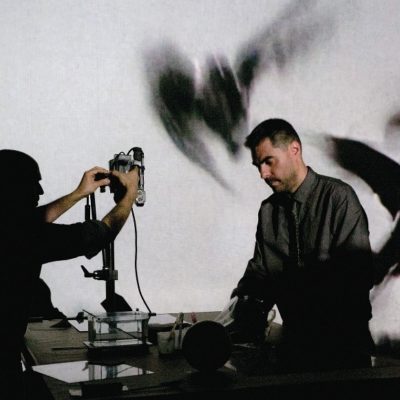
[109,153,138,174]
[108,148,146,206]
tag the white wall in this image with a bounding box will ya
[1,0,399,345]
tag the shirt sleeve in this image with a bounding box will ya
[331,186,372,274]
[35,220,113,264]
[329,185,374,320]
[234,210,275,310]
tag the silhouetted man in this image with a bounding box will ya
[0,149,139,399]
[232,119,375,371]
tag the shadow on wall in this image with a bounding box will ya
[144,0,336,189]
[327,113,400,357]
[327,135,400,285]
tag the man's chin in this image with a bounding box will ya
[267,180,283,192]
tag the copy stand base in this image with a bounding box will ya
[101,293,132,313]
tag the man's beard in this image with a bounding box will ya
[268,169,298,193]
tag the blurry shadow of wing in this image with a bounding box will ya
[235,0,336,93]
[146,45,230,188]
[387,111,400,133]
[331,137,400,219]
[155,65,197,151]
[156,68,229,188]
[197,56,247,156]
[385,111,400,146]
[373,217,400,284]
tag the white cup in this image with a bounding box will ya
[157,331,176,355]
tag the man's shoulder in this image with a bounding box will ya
[312,170,364,214]
[259,170,359,210]
[314,171,357,198]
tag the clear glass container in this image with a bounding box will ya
[84,310,149,351]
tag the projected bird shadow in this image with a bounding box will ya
[145,47,242,189]
[330,138,400,220]
[145,0,336,188]
[329,136,400,285]
[387,111,400,134]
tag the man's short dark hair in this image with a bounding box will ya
[244,118,301,150]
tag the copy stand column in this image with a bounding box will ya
[81,192,132,312]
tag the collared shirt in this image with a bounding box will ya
[236,167,374,351]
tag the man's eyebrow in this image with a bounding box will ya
[252,156,273,166]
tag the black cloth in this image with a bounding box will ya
[29,278,66,320]
[235,167,375,367]
[0,211,112,399]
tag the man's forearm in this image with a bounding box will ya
[39,190,84,223]
[38,167,111,222]
[102,190,136,237]
[38,167,111,223]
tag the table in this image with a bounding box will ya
[22,312,400,399]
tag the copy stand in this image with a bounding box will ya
[81,193,149,355]
[81,193,132,313]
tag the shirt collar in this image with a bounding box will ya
[291,166,317,204]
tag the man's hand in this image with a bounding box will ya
[109,168,139,204]
[102,168,140,237]
[74,166,111,199]
[39,166,110,223]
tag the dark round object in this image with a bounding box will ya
[182,320,232,372]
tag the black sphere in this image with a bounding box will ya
[182,320,232,372]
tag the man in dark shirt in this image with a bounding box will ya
[0,149,139,399]
[232,119,375,371]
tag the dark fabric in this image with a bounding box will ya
[0,212,112,399]
[287,199,302,269]
[235,167,375,362]
[29,278,66,319]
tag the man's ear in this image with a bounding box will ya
[289,140,301,156]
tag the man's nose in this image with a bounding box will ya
[259,164,271,180]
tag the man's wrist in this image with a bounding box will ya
[120,188,137,207]
[70,189,86,203]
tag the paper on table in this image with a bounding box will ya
[149,314,183,327]
[32,360,153,383]
[69,319,88,332]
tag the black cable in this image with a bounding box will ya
[131,208,154,316]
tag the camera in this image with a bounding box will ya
[99,147,146,206]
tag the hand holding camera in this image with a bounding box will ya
[76,166,111,199]
[95,147,146,206]
[109,168,139,204]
